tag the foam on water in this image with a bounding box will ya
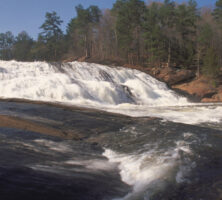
[0,60,187,106]
[0,60,222,124]
[34,139,72,153]
[105,104,222,124]
[103,135,196,200]
[65,159,117,171]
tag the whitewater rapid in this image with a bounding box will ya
[0,60,222,124]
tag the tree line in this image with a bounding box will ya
[1,0,222,77]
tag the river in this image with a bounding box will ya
[0,61,222,199]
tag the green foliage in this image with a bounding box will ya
[213,0,222,24]
[40,11,63,40]
[30,35,50,61]
[0,31,14,60]
[39,11,64,61]
[112,0,145,60]
[143,3,165,66]
[67,4,101,57]
[202,48,219,77]
[13,31,33,61]
[174,1,198,67]
[197,23,213,49]
[0,0,221,80]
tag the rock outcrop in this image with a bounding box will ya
[147,66,222,103]
[172,76,217,100]
[202,86,222,102]
[150,67,195,86]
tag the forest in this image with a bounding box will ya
[0,0,222,78]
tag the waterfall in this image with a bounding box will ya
[0,60,188,106]
[0,60,222,125]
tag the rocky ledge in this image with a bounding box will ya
[172,77,222,102]
[148,66,222,103]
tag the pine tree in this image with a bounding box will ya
[13,31,33,61]
[202,47,219,78]
[112,0,145,64]
[30,35,49,61]
[0,31,15,60]
[67,5,101,58]
[160,0,176,67]
[175,0,198,68]
[143,2,165,66]
[39,11,64,61]
[213,0,222,24]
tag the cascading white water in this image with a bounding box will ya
[103,131,199,200]
[0,60,188,106]
[0,60,222,124]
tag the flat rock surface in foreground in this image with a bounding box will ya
[0,100,138,140]
[1,100,222,200]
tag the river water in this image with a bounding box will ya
[0,61,222,199]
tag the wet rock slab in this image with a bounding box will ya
[1,100,222,200]
[0,99,137,140]
[0,100,135,200]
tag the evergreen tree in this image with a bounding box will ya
[159,0,176,67]
[0,0,220,80]
[213,0,222,24]
[175,0,198,68]
[143,2,165,66]
[196,22,213,76]
[112,0,145,63]
[67,5,101,58]
[39,11,64,61]
[0,31,15,60]
[202,47,219,78]
[13,31,33,61]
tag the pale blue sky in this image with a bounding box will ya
[0,0,217,39]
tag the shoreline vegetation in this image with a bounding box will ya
[0,0,222,102]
